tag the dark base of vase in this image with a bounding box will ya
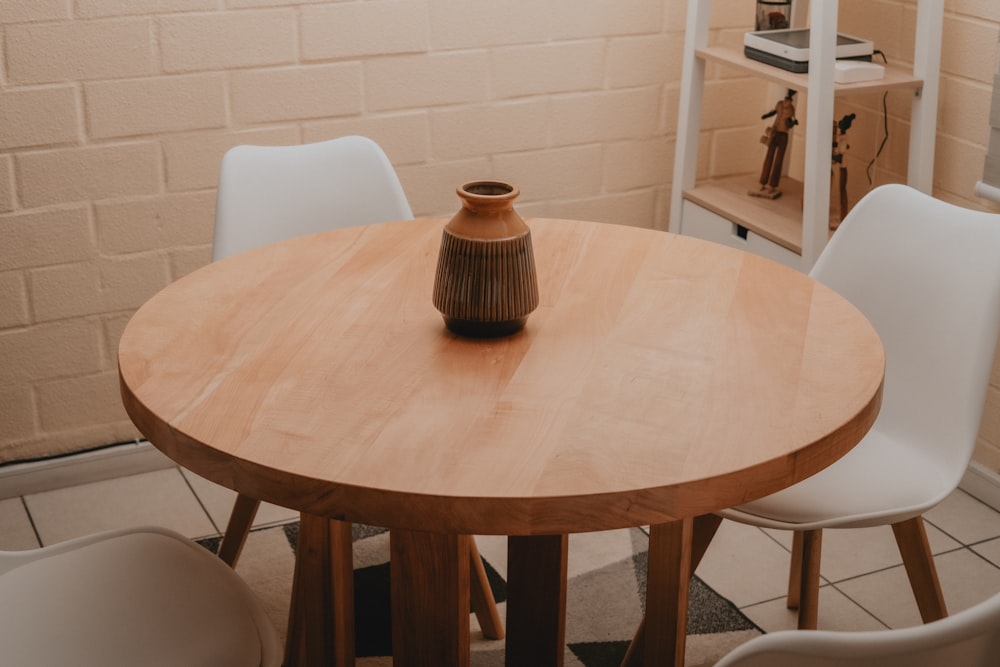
[442,316,527,338]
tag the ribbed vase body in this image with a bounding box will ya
[432,181,539,337]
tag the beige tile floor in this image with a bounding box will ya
[3,462,1000,638]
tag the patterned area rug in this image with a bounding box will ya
[199,522,761,666]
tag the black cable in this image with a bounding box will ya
[866,50,890,185]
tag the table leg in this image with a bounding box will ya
[285,513,355,667]
[626,518,693,667]
[389,529,471,667]
[505,534,568,667]
[623,514,719,667]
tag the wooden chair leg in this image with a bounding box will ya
[892,516,948,623]
[796,529,822,630]
[787,530,803,609]
[469,537,505,639]
[218,493,261,567]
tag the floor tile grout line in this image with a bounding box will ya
[737,584,893,632]
[822,544,969,587]
[828,579,894,630]
[177,466,224,536]
[966,542,1000,571]
[924,504,1000,550]
[963,534,1000,552]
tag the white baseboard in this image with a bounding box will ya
[0,441,175,500]
[960,460,1000,513]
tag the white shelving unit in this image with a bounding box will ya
[669,0,943,271]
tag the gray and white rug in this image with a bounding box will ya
[199,523,761,666]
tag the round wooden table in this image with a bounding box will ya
[119,218,884,667]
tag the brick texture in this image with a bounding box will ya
[0,272,30,328]
[365,52,490,111]
[429,4,548,50]
[608,35,683,89]
[168,246,213,281]
[30,255,170,322]
[0,0,70,24]
[96,192,216,255]
[36,372,129,431]
[430,100,549,159]
[230,64,363,124]
[159,10,296,73]
[0,383,36,442]
[550,88,662,145]
[0,86,80,149]
[0,0,998,476]
[75,0,216,19]
[0,157,15,213]
[550,0,662,40]
[0,207,96,272]
[84,74,226,139]
[0,320,103,385]
[301,1,428,61]
[5,19,155,84]
[492,41,606,99]
[17,144,161,208]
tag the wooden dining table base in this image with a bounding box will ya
[506,535,569,666]
[285,514,355,667]
[285,516,717,667]
[284,518,576,666]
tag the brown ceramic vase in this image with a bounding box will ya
[432,181,539,337]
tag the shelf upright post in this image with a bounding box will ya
[908,0,943,194]
[669,0,712,234]
[799,0,838,270]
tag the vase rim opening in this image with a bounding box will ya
[459,180,519,199]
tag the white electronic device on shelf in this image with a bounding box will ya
[834,61,885,83]
[744,28,874,73]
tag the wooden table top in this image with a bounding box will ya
[118,218,884,535]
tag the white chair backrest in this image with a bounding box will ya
[809,184,1000,485]
[213,135,413,261]
[0,526,282,667]
[715,590,1000,667]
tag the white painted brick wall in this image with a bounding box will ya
[0,0,998,472]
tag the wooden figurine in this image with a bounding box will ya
[751,89,798,200]
[830,112,855,229]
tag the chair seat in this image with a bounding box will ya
[722,429,950,530]
[0,529,274,667]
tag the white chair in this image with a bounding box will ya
[211,135,504,640]
[709,184,1000,629]
[0,526,281,667]
[714,590,1000,667]
[213,134,413,262]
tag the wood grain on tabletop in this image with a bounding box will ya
[118,218,884,535]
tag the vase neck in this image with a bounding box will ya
[458,181,519,213]
[447,180,527,240]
